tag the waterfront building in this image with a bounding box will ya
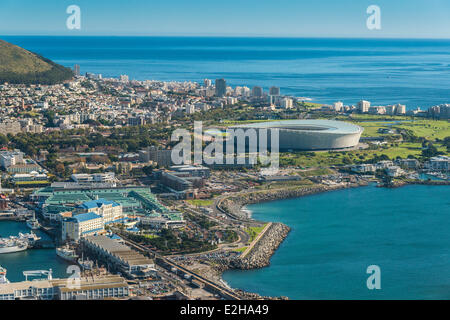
[395,104,406,115]
[357,100,371,113]
[269,86,281,96]
[0,275,129,300]
[350,164,376,173]
[425,156,450,171]
[82,236,155,278]
[42,205,73,222]
[333,101,344,112]
[386,166,404,177]
[62,211,104,241]
[76,199,123,225]
[280,97,293,109]
[395,158,420,169]
[385,105,395,115]
[369,106,386,115]
[215,78,227,97]
[375,160,394,170]
[252,86,264,97]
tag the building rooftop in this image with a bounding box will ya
[79,198,120,210]
[73,211,102,223]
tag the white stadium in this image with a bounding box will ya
[230,119,363,151]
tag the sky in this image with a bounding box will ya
[1,0,450,38]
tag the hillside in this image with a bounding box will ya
[0,39,73,85]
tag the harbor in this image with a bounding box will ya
[0,220,71,282]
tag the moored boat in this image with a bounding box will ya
[56,246,78,263]
[0,237,28,254]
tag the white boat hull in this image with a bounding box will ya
[56,249,78,263]
[0,245,28,254]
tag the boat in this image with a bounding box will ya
[0,265,9,284]
[78,252,94,270]
[0,237,28,254]
[26,212,40,230]
[56,246,78,263]
[78,258,94,271]
[19,232,41,247]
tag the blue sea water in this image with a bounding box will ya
[0,221,72,282]
[222,185,450,299]
[3,36,450,108]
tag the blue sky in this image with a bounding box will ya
[1,0,449,38]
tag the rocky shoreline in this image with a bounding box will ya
[231,223,291,270]
[212,178,448,299]
[209,223,291,300]
[218,181,368,220]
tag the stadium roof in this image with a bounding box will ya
[231,119,362,135]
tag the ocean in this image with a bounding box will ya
[3,36,450,108]
[222,184,450,300]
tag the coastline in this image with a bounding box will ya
[218,181,369,221]
[209,178,449,299]
[203,181,368,299]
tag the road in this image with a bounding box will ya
[121,235,243,300]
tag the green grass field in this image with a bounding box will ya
[187,199,214,207]
[393,120,450,140]
[246,224,267,243]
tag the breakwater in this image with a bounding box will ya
[231,223,290,270]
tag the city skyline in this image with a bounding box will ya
[1,0,450,38]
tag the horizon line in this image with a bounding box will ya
[3,34,450,41]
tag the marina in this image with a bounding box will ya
[0,221,72,283]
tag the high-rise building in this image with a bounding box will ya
[269,86,281,96]
[333,101,344,112]
[252,86,264,97]
[281,97,293,109]
[73,64,80,76]
[385,105,396,115]
[357,100,371,113]
[215,78,227,97]
[204,79,212,87]
[395,104,406,115]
